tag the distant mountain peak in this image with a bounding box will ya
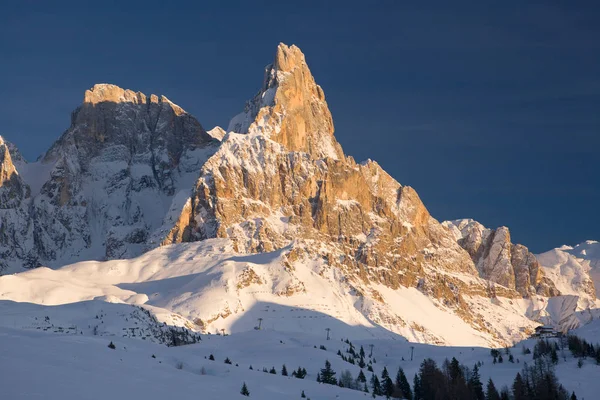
[83,83,185,115]
[84,83,145,105]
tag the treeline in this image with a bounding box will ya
[412,356,576,400]
[316,359,412,399]
[313,353,577,400]
[567,335,600,364]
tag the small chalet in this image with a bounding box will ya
[533,325,558,338]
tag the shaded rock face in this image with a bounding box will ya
[44,84,215,196]
[444,219,558,297]
[0,85,218,269]
[0,137,29,208]
[0,137,34,272]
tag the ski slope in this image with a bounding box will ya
[0,239,542,347]
[1,320,598,400]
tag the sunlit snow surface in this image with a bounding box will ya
[0,239,542,347]
[1,239,599,399]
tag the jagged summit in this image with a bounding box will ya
[444,218,558,297]
[83,83,184,112]
[0,83,219,270]
[228,43,343,160]
[272,43,307,72]
[84,83,146,105]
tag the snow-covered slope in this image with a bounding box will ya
[0,300,201,345]
[536,242,599,310]
[563,241,600,293]
[1,320,598,400]
[0,238,582,347]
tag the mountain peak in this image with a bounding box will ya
[228,43,343,160]
[273,43,306,73]
[83,84,184,114]
[83,83,146,105]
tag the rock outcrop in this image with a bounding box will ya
[0,136,29,208]
[228,44,344,160]
[0,136,34,272]
[0,85,219,270]
[444,219,558,297]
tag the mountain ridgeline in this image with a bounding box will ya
[0,43,597,346]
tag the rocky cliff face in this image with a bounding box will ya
[155,43,551,344]
[443,219,558,297]
[2,43,595,345]
[0,85,218,270]
[228,44,344,160]
[0,136,35,273]
[0,136,29,207]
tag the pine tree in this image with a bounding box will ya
[413,374,421,400]
[240,382,250,396]
[486,378,500,400]
[282,364,288,376]
[469,365,485,400]
[295,366,306,379]
[448,358,463,384]
[269,366,277,374]
[319,360,337,385]
[249,365,253,370]
[360,345,366,358]
[364,382,369,393]
[301,390,306,398]
[209,354,215,360]
[570,392,577,400]
[512,372,526,400]
[370,374,382,396]
[224,357,232,364]
[381,367,394,399]
[551,348,559,364]
[381,366,390,380]
[357,369,367,382]
[316,373,321,383]
[395,367,412,400]
[107,341,116,349]
[358,356,366,368]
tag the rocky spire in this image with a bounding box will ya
[444,219,559,297]
[228,43,344,160]
[0,137,28,208]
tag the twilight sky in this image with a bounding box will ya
[1,1,599,252]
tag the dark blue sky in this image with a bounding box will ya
[1,1,599,252]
